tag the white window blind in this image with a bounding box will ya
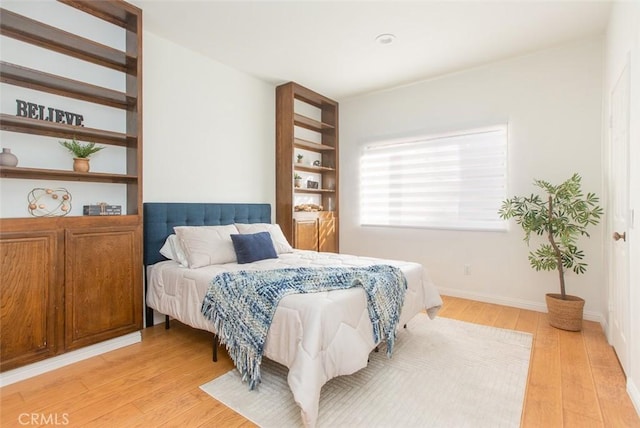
[360,126,508,231]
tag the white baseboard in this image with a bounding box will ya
[629,378,640,417]
[0,332,141,388]
[438,287,607,330]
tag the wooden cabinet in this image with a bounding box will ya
[64,224,142,351]
[293,211,337,252]
[0,228,60,371]
[0,1,143,372]
[294,218,319,251]
[276,82,339,252]
[0,217,142,372]
[318,213,337,253]
[0,217,142,371]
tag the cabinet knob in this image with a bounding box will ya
[613,231,626,242]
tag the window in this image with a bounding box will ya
[360,126,507,231]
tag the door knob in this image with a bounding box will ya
[613,231,626,242]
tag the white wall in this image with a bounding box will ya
[603,0,640,414]
[142,31,275,206]
[340,39,605,320]
[141,31,275,327]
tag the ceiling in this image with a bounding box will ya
[132,1,613,100]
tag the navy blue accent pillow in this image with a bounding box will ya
[231,231,278,264]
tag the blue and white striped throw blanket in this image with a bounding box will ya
[201,265,407,389]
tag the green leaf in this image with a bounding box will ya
[59,137,105,158]
[498,173,602,291]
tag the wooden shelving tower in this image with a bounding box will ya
[0,2,142,212]
[0,0,143,372]
[276,82,339,252]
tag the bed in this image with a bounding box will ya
[143,202,443,427]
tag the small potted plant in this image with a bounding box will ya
[296,154,303,164]
[294,173,302,188]
[59,138,105,173]
[498,173,603,331]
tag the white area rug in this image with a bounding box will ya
[200,314,533,428]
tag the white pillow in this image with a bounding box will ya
[235,223,293,254]
[159,234,188,267]
[174,225,239,268]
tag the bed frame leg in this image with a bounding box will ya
[165,315,170,330]
[374,345,379,353]
[404,324,407,329]
[145,306,154,328]
[212,335,218,362]
[144,266,154,328]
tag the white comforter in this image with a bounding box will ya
[146,250,442,427]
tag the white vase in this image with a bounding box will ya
[0,148,18,167]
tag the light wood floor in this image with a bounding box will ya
[1,296,638,427]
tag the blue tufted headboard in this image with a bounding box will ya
[143,202,271,266]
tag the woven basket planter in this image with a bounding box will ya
[545,293,585,331]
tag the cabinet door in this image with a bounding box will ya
[294,219,318,251]
[65,225,142,351]
[318,215,337,253]
[0,230,60,371]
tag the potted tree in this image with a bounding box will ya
[498,173,603,331]
[59,138,105,172]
